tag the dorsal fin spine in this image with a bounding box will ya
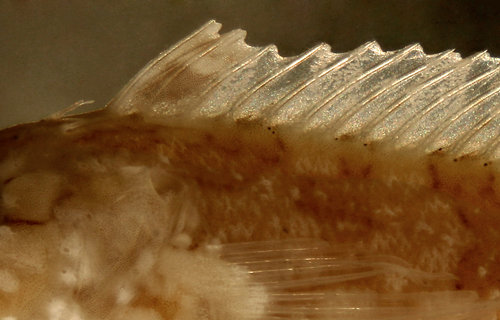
[228,44,328,120]
[412,60,500,151]
[370,55,474,146]
[109,20,500,160]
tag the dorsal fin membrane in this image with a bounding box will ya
[109,20,500,160]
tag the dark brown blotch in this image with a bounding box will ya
[427,163,441,189]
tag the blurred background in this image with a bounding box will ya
[2,0,500,129]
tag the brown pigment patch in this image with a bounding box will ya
[428,163,441,189]
[361,164,373,178]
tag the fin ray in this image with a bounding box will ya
[212,239,500,320]
[109,20,500,160]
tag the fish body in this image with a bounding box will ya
[1,20,500,319]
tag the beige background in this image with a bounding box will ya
[1,0,500,129]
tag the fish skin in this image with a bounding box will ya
[109,19,500,297]
[1,20,500,319]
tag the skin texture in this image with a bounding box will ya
[2,22,500,319]
[0,109,499,318]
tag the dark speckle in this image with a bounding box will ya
[484,163,488,167]
[12,135,19,140]
[282,227,289,234]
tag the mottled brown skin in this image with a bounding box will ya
[1,108,500,317]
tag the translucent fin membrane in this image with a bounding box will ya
[207,239,500,320]
[262,291,500,320]
[109,20,500,160]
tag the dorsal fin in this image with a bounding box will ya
[108,20,500,160]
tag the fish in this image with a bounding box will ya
[1,19,500,319]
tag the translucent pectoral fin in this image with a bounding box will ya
[208,239,500,320]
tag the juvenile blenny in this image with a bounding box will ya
[1,20,500,319]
